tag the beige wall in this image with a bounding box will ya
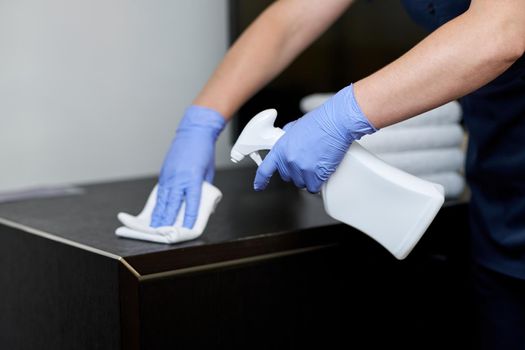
[0,0,232,192]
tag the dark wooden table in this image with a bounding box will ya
[0,167,472,350]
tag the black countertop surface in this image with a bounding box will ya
[0,167,467,275]
[0,167,345,272]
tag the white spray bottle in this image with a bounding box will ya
[231,109,445,260]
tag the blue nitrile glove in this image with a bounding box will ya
[151,105,226,228]
[254,84,377,193]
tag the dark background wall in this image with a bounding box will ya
[229,0,429,136]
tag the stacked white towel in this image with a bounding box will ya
[358,124,464,153]
[299,95,467,199]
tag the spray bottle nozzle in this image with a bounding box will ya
[230,109,285,165]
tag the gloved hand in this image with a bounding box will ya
[253,84,377,193]
[151,105,226,228]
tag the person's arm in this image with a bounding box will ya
[355,0,525,128]
[151,0,354,228]
[254,0,525,192]
[194,0,355,119]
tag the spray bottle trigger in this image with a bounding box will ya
[249,152,263,166]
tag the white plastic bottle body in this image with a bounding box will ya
[322,142,444,259]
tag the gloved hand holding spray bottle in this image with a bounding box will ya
[231,83,444,259]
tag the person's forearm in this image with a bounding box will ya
[193,0,353,119]
[355,0,525,129]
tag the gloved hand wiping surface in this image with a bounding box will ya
[150,105,226,229]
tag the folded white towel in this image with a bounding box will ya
[377,148,465,175]
[420,172,466,199]
[115,182,222,244]
[300,94,461,126]
[358,124,464,153]
[388,101,462,129]
[299,93,333,113]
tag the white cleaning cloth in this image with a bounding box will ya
[420,172,466,199]
[115,182,222,244]
[358,124,464,153]
[377,148,465,175]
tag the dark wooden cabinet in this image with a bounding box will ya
[0,168,472,349]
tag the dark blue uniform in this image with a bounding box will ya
[400,1,525,348]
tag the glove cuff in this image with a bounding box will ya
[178,105,227,139]
[334,84,378,141]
